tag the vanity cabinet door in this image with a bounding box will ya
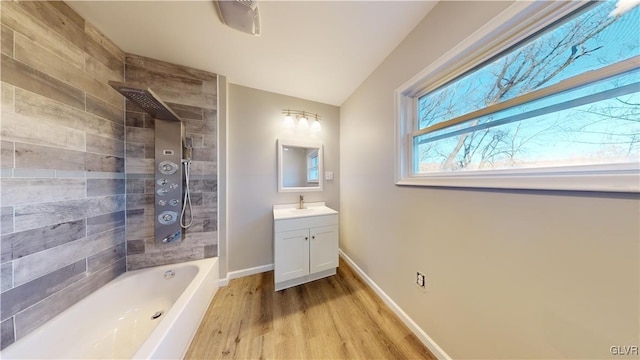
[274,228,310,283]
[310,225,339,274]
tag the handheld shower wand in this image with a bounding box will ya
[181,137,194,229]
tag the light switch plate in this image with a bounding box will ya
[325,171,334,180]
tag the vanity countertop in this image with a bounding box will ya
[273,202,338,220]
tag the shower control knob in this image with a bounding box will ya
[157,189,168,196]
[162,230,182,244]
[169,183,179,189]
[169,199,180,206]
[158,211,178,225]
[158,200,167,206]
[157,179,168,186]
[158,161,179,175]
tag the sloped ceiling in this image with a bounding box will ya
[67,1,436,106]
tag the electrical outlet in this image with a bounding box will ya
[416,272,425,288]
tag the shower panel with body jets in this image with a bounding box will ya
[109,81,193,244]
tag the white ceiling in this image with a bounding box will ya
[67,1,437,106]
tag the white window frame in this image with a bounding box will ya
[395,1,640,193]
[307,150,319,184]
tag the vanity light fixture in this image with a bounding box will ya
[311,113,321,132]
[281,109,321,131]
[283,109,295,128]
[298,112,309,129]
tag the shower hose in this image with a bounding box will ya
[180,159,193,228]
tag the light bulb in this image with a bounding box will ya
[283,115,294,128]
[298,116,309,129]
[311,118,321,132]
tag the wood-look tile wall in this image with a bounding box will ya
[0,1,126,349]
[124,54,218,270]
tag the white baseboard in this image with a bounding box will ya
[339,249,451,360]
[218,263,274,286]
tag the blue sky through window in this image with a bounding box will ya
[415,0,640,173]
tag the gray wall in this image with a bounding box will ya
[124,54,218,270]
[0,1,126,349]
[340,1,639,359]
[228,84,339,273]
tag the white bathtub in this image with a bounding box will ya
[1,257,219,359]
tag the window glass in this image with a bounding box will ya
[415,1,640,173]
[307,153,319,182]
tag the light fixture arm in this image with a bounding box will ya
[281,109,322,122]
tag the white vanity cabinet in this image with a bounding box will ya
[273,203,339,291]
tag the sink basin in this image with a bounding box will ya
[287,208,320,215]
[273,202,338,220]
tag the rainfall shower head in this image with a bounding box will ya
[109,81,182,122]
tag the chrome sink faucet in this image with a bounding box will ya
[299,195,305,209]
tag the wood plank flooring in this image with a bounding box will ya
[185,259,436,359]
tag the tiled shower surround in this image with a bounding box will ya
[124,54,218,270]
[0,1,218,349]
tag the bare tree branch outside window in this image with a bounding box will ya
[415,1,640,173]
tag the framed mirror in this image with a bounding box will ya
[277,139,323,192]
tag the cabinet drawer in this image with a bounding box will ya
[274,214,338,233]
